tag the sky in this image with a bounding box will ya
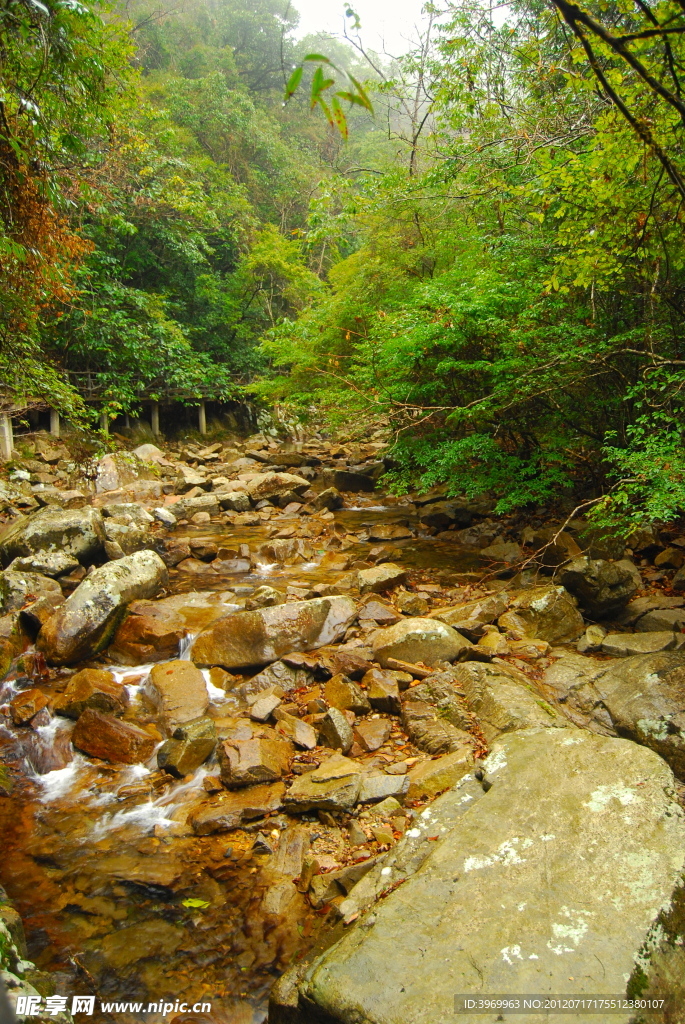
[293,0,430,57]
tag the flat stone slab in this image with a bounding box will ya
[272,728,685,1024]
[601,631,685,657]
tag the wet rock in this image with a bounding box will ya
[37,549,168,665]
[72,708,157,764]
[157,716,216,777]
[321,468,376,493]
[218,736,293,788]
[355,719,392,752]
[284,759,362,812]
[147,660,210,728]
[247,472,309,502]
[0,569,62,614]
[100,919,184,970]
[557,556,638,618]
[324,674,371,715]
[357,563,407,594]
[7,551,79,578]
[396,591,429,616]
[109,605,185,664]
[10,687,50,725]
[190,781,286,834]
[406,749,474,800]
[319,707,354,752]
[454,661,565,744]
[245,585,284,610]
[366,671,401,715]
[358,774,408,803]
[191,596,357,670]
[271,729,685,1024]
[372,617,472,668]
[312,487,343,511]
[418,502,473,529]
[258,538,314,564]
[0,506,105,567]
[53,668,128,719]
[274,711,318,750]
[368,524,413,542]
[601,631,684,657]
[497,585,583,643]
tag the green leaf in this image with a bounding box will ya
[284,65,303,100]
[182,898,211,909]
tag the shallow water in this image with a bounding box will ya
[0,494,484,1023]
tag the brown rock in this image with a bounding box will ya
[10,687,49,725]
[357,563,407,595]
[358,597,401,625]
[328,649,374,679]
[190,782,286,834]
[274,711,318,750]
[366,672,401,715]
[72,708,156,764]
[218,737,293,788]
[191,596,357,670]
[324,674,371,715]
[109,609,185,665]
[53,668,128,719]
[355,719,392,752]
[147,660,209,728]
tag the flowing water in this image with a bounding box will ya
[0,495,489,1024]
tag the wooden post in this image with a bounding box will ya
[151,401,160,437]
[124,413,130,429]
[99,411,109,435]
[49,408,60,438]
[198,400,207,435]
[0,413,13,461]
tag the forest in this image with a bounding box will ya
[3,0,685,528]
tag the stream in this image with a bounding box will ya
[0,494,492,1024]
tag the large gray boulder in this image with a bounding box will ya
[558,555,638,618]
[191,596,357,670]
[271,728,685,1024]
[0,506,105,567]
[37,549,168,665]
[595,652,685,778]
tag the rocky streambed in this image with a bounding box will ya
[0,431,685,1024]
